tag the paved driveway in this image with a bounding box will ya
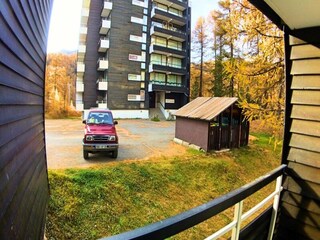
[45,119,186,169]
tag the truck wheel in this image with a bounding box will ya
[83,150,89,159]
[111,150,118,158]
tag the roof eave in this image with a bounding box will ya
[248,0,320,48]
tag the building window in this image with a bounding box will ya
[168,7,183,17]
[140,90,145,100]
[128,94,141,101]
[132,0,147,8]
[168,40,182,50]
[150,72,166,85]
[151,36,166,47]
[154,2,167,11]
[131,16,144,25]
[141,71,145,80]
[167,75,182,86]
[150,53,166,66]
[128,74,142,81]
[167,57,182,68]
[165,99,175,104]
[130,34,143,43]
[142,25,147,32]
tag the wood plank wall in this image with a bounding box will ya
[278,35,320,240]
[0,0,52,238]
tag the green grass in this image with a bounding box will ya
[45,133,282,240]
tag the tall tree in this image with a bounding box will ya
[192,17,209,97]
[190,62,214,100]
[45,53,77,117]
[222,0,285,139]
[209,0,242,97]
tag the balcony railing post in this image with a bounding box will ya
[231,201,243,240]
[267,174,283,240]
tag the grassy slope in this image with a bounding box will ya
[45,133,281,240]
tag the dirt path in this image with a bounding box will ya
[45,119,187,169]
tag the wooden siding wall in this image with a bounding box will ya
[0,0,52,238]
[175,117,209,151]
[278,35,320,240]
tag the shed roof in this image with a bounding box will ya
[174,97,238,121]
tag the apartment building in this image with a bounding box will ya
[76,0,191,119]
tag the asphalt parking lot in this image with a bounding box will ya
[45,119,187,169]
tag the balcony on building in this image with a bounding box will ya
[77,62,85,77]
[149,63,185,75]
[148,81,187,94]
[151,7,186,26]
[76,101,84,111]
[99,18,111,35]
[98,38,110,52]
[154,0,188,11]
[97,79,108,91]
[97,58,109,71]
[150,23,186,42]
[101,0,112,17]
[79,25,87,42]
[149,44,186,58]
[76,80,84,92]
[78,44,86,61]
[80,8,89,25]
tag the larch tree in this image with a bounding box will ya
[192,17,209,97]
[222,0,285,141]
[209,0,243,97]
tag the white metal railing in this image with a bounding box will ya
[151,21,185,35]
[205,175,283,240]
[152,6,183,17]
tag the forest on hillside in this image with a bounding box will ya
[45,53,79,118]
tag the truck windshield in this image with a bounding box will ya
[87,112,113,125]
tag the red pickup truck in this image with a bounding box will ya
[82,109,119,159]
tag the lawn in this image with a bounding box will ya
[45,133,282,240]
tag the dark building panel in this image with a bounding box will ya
[107,0,144,109]
[0,0,52,239]
[84,0,103,109]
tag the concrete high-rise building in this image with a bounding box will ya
[76,0,191,119]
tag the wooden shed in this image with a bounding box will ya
[174,97,249,151]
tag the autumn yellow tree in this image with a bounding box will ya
[206,0,284,140]
[190,62,214,100]
[45,53,77,118]
[192,17,210,97]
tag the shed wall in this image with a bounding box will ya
[175,117,209,151]
[0,0,52,238]
[278,34,320,240]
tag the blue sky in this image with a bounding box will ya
[47,0,219,53]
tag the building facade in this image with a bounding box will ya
[76,0,191,119]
